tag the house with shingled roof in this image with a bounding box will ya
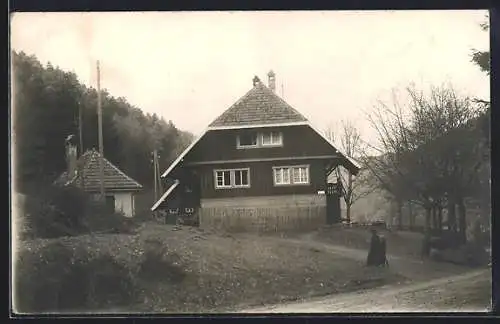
[151,71,360,230]
[55,135,143,217]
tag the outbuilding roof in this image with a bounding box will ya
[55,149,143,192]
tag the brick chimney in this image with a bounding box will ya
[253,75,260,87]
[65,134,78,179]
[267,70,276,92]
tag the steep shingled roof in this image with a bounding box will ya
[55,149,143,192]
[159,74,362,181]
[209,78,308,128]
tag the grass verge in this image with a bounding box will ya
[14,223,405,313]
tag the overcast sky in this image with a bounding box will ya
[11,10,489,146]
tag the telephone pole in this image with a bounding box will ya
[153,149,163,201]
[97,60,105,199]
[78,94,85,190]
[153,149,158,201]
[156,151,163,195]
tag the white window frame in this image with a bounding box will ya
[214,168,251,189]
[236,131,283,149]
[233,168,251,188]
[236,133,259,149]
[273,167,290,185]
[214,169,232,189]
[292,166,309,184]
[261,131,283,147]
[273,165,310,186]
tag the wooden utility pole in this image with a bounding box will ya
[78,95,85,190]
[153,149,158,201]
[157,152,163,195]
[152,149,163,219]
[153,149,163,201]
[97,60,105,199]
[78,102,84,155]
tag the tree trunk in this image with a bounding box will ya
[431,205,438,232]
[397,200,403,230]
[424,206,431,234]
[447,197,456,232]
[437,206,443,233]
[457,197,467,244]
[389,199,396,228]
[346,173,353,223]
[421,205,433,258]
[346,203,351,224]
[408,202,415,231]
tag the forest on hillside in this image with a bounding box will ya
[12,51,194,194]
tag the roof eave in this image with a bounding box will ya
[207,121,309,131]
[84,187,143,193]
[151,180,180,211]
[306,121,362,173]
[161,128,209,178]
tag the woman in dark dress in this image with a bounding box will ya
[367,229,381,266]
[379,235,388,267]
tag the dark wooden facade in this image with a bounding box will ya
[156,180,200,225]
[186,125,341,162]
[190,159,329,199]
[176,125,341,200]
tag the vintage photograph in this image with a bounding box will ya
[10,10,491,314]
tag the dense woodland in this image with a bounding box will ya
[12,51,194,195]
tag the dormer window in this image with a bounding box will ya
[237,132,258,148]
[236,130,283,149]
[261,131,282,146]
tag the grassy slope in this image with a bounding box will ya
[16,223,404,313]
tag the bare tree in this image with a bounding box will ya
[360,89,428,230]
[363,84,486,245]
[325,120,374,223]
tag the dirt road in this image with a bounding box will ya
[237,232,491,313]
[241,268,491,313]
[269,233,475,282]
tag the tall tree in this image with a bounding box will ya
[471,14,490,75]
[12,51,194,194]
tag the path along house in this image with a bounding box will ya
[151,71,360,231]
[55,135,143,217]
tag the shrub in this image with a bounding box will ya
[14,242,74,312]
[137,238,186,284]
[14,240,140,313]
[430,242,489,266]
[60,254,139,310]
[22,186,87,239]
[81,202,139,235]
[459,243,489,266]
[20,185,140,239]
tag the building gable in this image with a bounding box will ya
[160,73,361,180]
[209,77,308,128]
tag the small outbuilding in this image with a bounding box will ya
[55,135,143,217]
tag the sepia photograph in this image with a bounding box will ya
[10,10,491,314]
